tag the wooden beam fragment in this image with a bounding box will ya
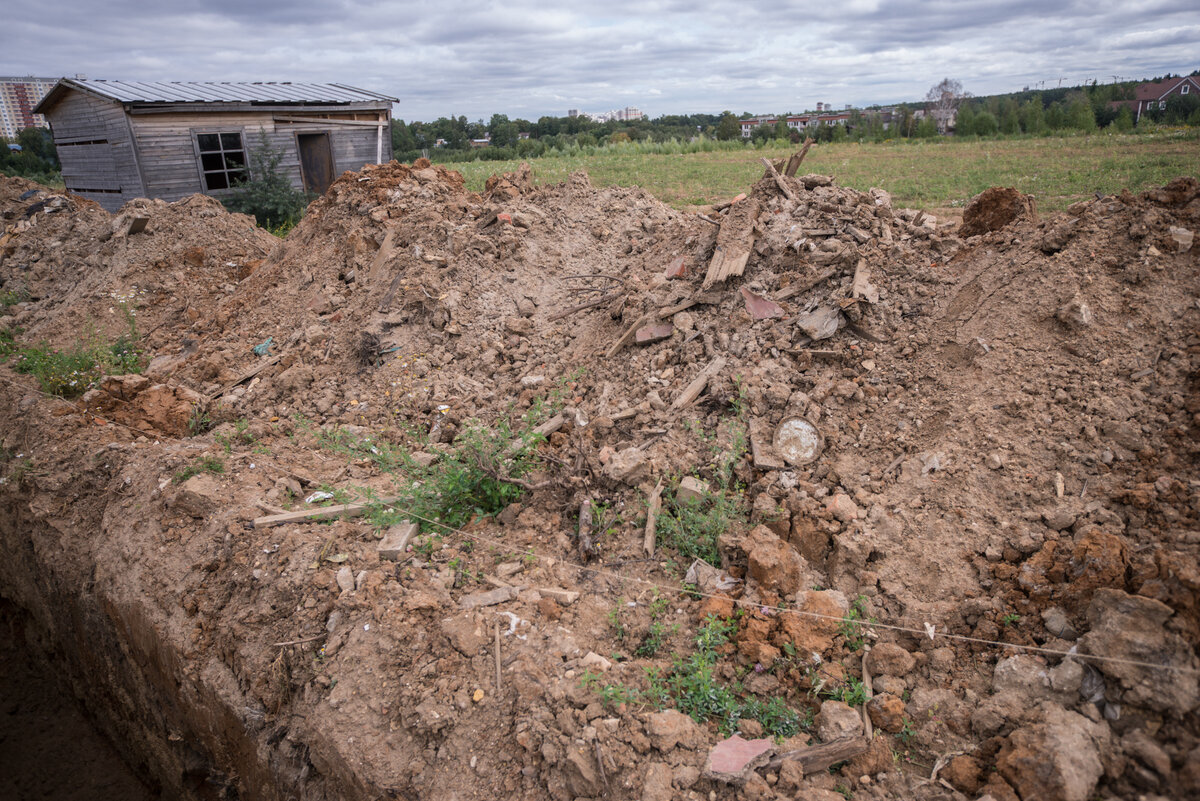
[784,139,815,177]
[368,226,397,285]
[253,495,401,528]
[643,480,663,556]
[760,157,798,202]
[672,357,726,409]
[766,737,870,773]
[703,197,761,289]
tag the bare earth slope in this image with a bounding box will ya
[1,161,1197,801]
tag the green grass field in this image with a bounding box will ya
[441,129,1200,213]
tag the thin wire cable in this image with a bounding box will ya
[1,371,1196,678]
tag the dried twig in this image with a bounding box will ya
[548,290,624,322]
[272,634,325,648]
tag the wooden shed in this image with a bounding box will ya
[34,78,397,211]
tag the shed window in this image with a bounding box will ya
[196,132,248,190]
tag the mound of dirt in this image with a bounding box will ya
[958,185,1038,237]
[1,159,1198,801]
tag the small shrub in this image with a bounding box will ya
[173,456,225,483]
[223,130,312,230]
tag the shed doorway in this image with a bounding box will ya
[297,133,335,194]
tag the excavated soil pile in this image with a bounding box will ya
[1,159,1198,801]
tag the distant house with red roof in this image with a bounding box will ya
[1112,75,1200,122]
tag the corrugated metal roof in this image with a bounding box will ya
[65,79,396,104]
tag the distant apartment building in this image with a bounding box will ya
[740,111,850,137]
[0,76,58,139]
[577,106,645,123]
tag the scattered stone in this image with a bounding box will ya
[1041,607,1079,640]
[459,586,519,610]
[986,451,1005,470]
[336,566,354,593]
[603,447,649,485]
[997,706,1106,801]
[676,475,708,505]
[635,323,674,345]
[941,755,985,794]
[538,587,580,605]
[641,762,674,801]
[775,590,848,655]
[826,493,859,523]
[1078,588,1200,713]
[441,614,490,656]
[580,652,612,672]
[815,700,864,741]
[866,693,906,732]
[745,525,808,595]
[992,654,1076,705]
[1123,730,1171,777]
[866,642,916,677]
[168,471,223,518]
[664,256,687,279]
[1056,294,1093,328]
[1042,507,1077,531]
[646,709,703,751]
[377,521,418,560]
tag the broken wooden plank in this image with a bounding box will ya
[643,480,663,557]
[368,226,397,285]
[766,737,870,773]
[577,499,595,562]
[703,196,761,289]
[607,311,656,358]
[760,157,798,202]
[775,267,837,301]
[672,357,726,409]
[851,258,879,304]
[784,139,815,177]
[253,494,401,528]
[504,413,564,456]
[206,353,283,402]
[126,216,150,235]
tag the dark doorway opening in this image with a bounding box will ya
[297,133,335,194]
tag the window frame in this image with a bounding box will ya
[189,128,250,193]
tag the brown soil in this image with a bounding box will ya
[1,159,1198,801]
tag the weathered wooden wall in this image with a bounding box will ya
[129,113,390,203]
[46,93,144,211]
[46,89,393,212]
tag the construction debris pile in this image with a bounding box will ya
[1,155,1198,801]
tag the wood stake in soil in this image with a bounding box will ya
[643,480,663,557]
[577,498,595,561]
[494,620,502,693]
[760,157,798,202]
[784,139,815,177]
[672,357,726,409]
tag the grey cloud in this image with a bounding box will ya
[1,0,1196,120]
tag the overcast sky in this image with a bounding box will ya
[3,1,1197,122]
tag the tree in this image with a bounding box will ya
[925,78,969,135]
[715,111,740,141]
[223,129,310,229]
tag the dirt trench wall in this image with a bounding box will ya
[0,386,349,801]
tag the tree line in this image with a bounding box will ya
[0,128,59,184]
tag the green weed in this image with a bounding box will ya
[840,596,873,651]
[173,456,225,483]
